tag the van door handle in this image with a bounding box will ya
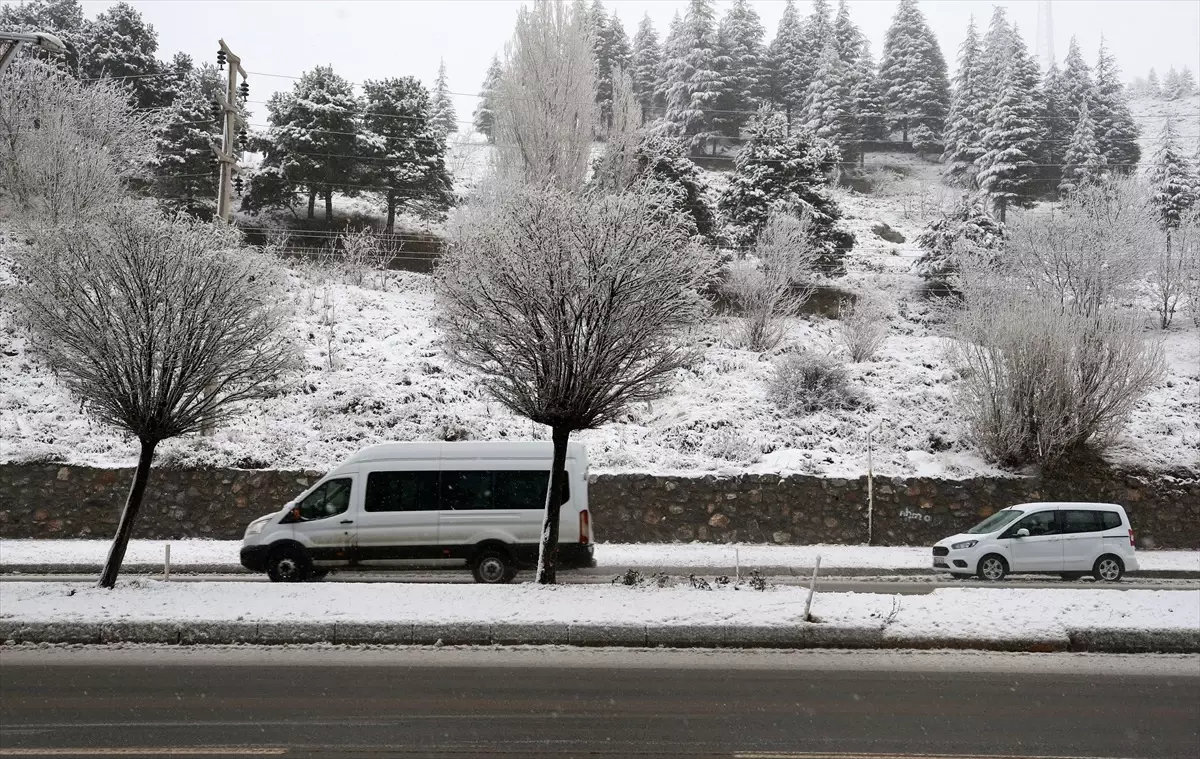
[340,520,354,524]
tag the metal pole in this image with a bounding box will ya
[803,555,821,622]
[866,421,883,546]
[164,544,171,582]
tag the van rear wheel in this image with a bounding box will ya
[1093,555,1125,582]
[472,550,516,584]
[267,546,311,583]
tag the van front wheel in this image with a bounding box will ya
[977,554,1008,581]
[472,550,516,584]
[267,546,311,583]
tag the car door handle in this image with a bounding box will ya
[340,520,354,524]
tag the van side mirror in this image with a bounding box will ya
[1015,528,1030,538]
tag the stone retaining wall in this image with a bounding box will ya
[1,464,1197,548]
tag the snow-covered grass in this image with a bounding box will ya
[2,581,1196,641]
[3,539,1197,574]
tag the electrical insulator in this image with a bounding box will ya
[239,81,249,100]
[217,49,226,69]
[234,176,244,195]
[239,129,248,141]
[212,100,222,122]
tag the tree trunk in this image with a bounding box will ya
[1162,229,1174,329]
[307,188,316,220]
[385,191,396,234]
[535,425,572,585]
[901,117,909,144]
[97,440,158,589]
[324,187,334,225]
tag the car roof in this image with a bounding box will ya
[1010,502,1125,511]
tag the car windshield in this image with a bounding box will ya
[966,509,1024,534]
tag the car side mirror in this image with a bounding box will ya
[1015,528,1030,538]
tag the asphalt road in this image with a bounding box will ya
[1,572,1195,594]
[2,647,1198,758]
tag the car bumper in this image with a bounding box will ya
[1123,554,1140,572]
[240,545,270,572]
[932,552,980,573]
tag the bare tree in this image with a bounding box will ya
[437,183,715,582]
[1149,209,1199,329]
[592,66,643,192]
[12,207,300,587]
[1006,179,1154,319]
[493,0,597,191]
[0,59,160,229]
[837,291,890,362]
[721,212,819,352]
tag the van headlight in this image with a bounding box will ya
[246,518,269,536]
[951,540,978,550]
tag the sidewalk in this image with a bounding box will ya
[3,539,1198,577]
[2,580,1197,653]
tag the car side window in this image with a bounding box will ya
[1062,510,1103,534]
[1004,510,1058,537]
[1100,511,1123,530]
[295,478,352,521]
[364,471,440,512]
[493,471,570,510]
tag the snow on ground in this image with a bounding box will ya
[1,581,1196,639]
[2,539,1197,573]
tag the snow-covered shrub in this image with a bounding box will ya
[837,292,890,362]
[334,229,394,290]
[767,351,862,415]
[913,194,1005,286]
[701,426,760,463]
[950,285,1166,469]
[910,123,942,159]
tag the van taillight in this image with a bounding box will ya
[1129,529,1135,547]
[579,509,590,544]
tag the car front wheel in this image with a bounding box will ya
[266,546,311,583]
[977,554,1008,581]
[1093,555,1125,582]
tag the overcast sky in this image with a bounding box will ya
[76,0,1200,127]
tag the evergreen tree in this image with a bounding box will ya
[848,41,887,152]
[430,58,458,137]
[976,34,1043,221]
[249,66,361,225]
[976,6,1014,114]
[714,0,767,138]
[631,14,664,118]
[1147,116,1200,233]
[804,38,856,157]
[719,112,853,260]
[877,0,951,141]
[656,11,685,125]
[1147,67,1161,98]
[832,0,865,67]
[767,0,807,125]
[591,1,633,134]
[150,62,223,218]
[1060,37,1094,118]
[1058,102,1107,196]
[0,0,86,72]
[1092,40,1141,173]
[473,54,503,143]
[664,0,723,153]
[942,17,986,186]
[361,76,454,233]
[1162,67,1182,100]
[632,133,717,242]
[1179,66,1197,97]
[1038,62,1073,193]
[76,1,165,109]
[914,194,1006,285]
[799,0,835,87]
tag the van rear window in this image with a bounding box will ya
[1099,511,1123,530]
[494,471,569,510]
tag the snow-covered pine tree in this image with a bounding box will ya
[249,66,361,224]
[656,11,685,127]
[766,0,807,125]
[1061,37,1095,118]
[848,41,887,156]
[76,1,165,109]
[877,0,951,142]
[1179,67,1197,96]
[150,62,222,218]
[718,111,853,261]
[1038,62,1073,193]
[1162,67,1182,100]
[591,1,633,135]
[430,58,458,137]
[473,54,503,143]
[942,17,986,186]
[714,0,767,138]
[664,0,723,154]
[632,133,717,242]
[799,0,835,88]
[804,38,857,160]
[832,0,865,67]
[1092,40,1141,173]
[1147,68,1161,98]
[361,76,454,232]
[976,6,1014,115]
[1147,116,1200,232]
[976,33,1043,221]
[914,193,1006,285]
[632,14,664,118]
[1058,102,1107,197]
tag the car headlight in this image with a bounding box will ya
[951,540,978,550]
[247,519,268,536]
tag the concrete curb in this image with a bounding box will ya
[3,563,1198,580]
[2,619,1196,653]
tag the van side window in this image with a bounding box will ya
[493,471,570,510]
[364,471,439,512]
[1099,511,1123,530]
[441,471,493,511]
[1003,510,1059,537]
[295,478,352,521]
[1062,510,1103,534]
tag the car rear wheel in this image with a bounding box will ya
[267,546,311,583]
[1093,555,1125,582]
[977,554,1008,581]
[472,550,516,584]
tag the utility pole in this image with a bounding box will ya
[1035,0,1056,72]
[214,39,248,223]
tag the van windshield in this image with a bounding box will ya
[966,509,1023,534]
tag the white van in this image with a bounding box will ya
[240,442,594,583]
[932,502,1139,581]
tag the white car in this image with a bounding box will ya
[240,441,595,583]
[932,502,1139,581]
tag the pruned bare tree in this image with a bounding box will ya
[837,291,890,362]
[721,212,819,352]
[592,66,643,192]
[1149,208,1199,329]
[12,207,301,587]
[493,0,597,191]
[1006,179,1154,319]
[437,183,715,583]
[0,59,160,229]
